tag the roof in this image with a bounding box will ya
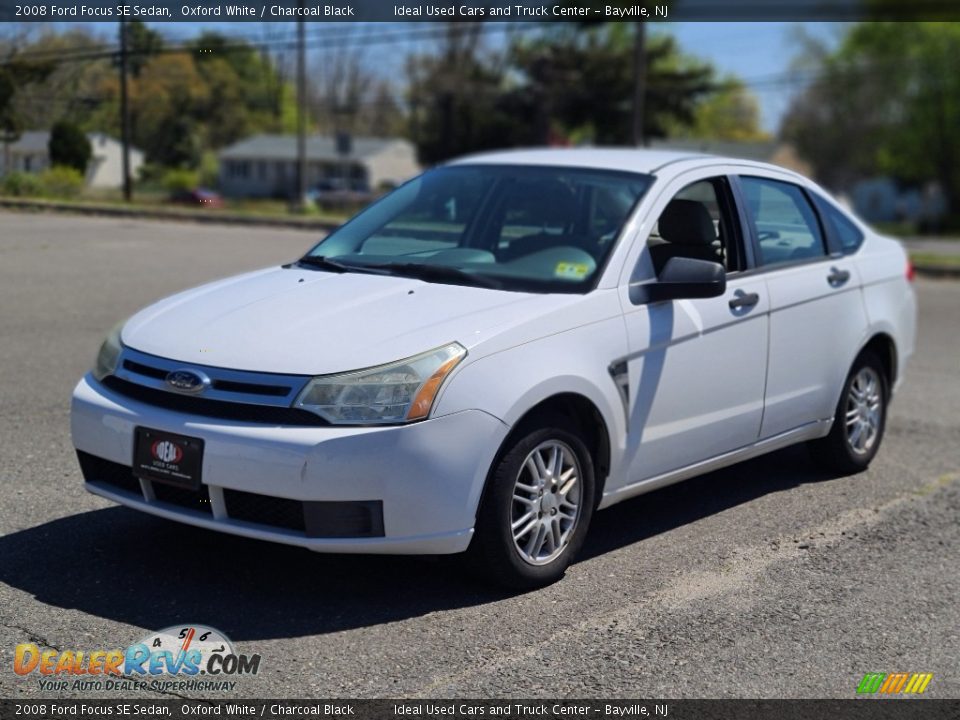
[219,134,411,161]
[448,146,805,179]
[7,131,49,154]
[648,138,780,161]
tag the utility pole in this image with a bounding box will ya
[631,21,647,147]
[295,16,306,211]
[119,19,132,202]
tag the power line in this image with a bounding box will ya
[0,22,547,67]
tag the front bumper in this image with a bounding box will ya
[71,374,508,554]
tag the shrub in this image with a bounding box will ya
[38,166,84,198]
[198,151,219,188]
[1,171,44,197]
[161,168,199,193]
[48,122,92,174]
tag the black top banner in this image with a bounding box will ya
[1,0,960,22]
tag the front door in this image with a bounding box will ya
[621,174,769,483]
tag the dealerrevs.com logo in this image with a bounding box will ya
[857,672,934,695]
[14,624,261,693]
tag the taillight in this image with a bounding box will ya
[906,259,915,282]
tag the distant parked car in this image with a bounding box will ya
[305,179,374,207]
[73,149,916,588]
[168,188,224,208]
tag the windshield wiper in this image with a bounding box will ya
[294,256,391,275]
[366,262,504,289]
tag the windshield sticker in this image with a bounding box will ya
[555,262,590,280]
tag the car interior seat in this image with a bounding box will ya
[648,198,724,275]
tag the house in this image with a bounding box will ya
[0,131,144,189]
[847,177,945,227]
[218,134,420,199]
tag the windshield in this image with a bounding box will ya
[301,164,654,293]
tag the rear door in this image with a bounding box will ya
[736,174,867,439]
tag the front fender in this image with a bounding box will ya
[433,315,630,493]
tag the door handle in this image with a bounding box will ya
[827,267,851,285]
[728,291,760,309]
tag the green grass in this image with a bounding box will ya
[0,191,350,225]
[910,252,960,267]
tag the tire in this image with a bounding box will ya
[469,420,596,589]
[808,350,888,475]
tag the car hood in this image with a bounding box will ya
[121,266,572,375]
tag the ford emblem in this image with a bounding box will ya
[165,369,210,394]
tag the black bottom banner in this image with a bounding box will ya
[2,700,959,720]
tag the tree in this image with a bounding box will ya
[10,28,109,129]
[407,23,718,165]
[0,60,53,176]
[782,22,960,224]
[0,71,21,176]
[672,79,769,142]
[134,54,208,166]
[48,120,92,173]
[407,23,535,165]
[126,20,164,77]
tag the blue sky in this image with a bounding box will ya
[666,22,850,131]
[73,21,851,133]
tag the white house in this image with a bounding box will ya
[0,131,144,189]
[218,134,420,198]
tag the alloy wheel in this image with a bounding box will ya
[510,440,582,566]
[845,366,883,455]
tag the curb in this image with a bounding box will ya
[0,197,342,233]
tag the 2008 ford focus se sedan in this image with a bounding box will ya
[72,149,917,587]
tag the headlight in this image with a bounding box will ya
[92,323,125,381]
[293,342,466,425]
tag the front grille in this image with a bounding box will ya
[223,488,306,533]
[102,376,327,426]
[78,452,384,539]
[212,379,292,397]
[223,490,385,538]
[123,359,167,380]
[123,359,293,397]
[77,451,142,496]
[152,482,212,514]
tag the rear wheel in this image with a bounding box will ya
[808,350,888,474]
[469,422,595,589]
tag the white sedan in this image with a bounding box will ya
[71,149,917,587]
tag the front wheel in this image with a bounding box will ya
[808,350,888,474]
[469,423,596,589]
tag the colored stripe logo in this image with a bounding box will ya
[857,672,933,694]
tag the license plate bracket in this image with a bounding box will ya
[133,427,204,491]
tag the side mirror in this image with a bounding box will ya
[630,257,726,305]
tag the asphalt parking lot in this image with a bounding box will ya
[0,212,957,699]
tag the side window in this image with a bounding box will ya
[647,177,741,276]
[740,177,826,266]
[812,194,865,254]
